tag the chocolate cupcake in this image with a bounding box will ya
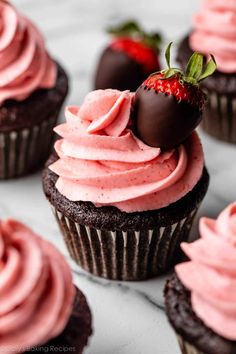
[177,0,236,144]
[42,46,214,281]
[0,2,68,179]
[0,219,92,354]
[165,203,236,354]
[94,20,161,92]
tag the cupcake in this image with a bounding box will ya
[94,20,161,92]
[165,203,236,354]
[42,44,214,281]
[177,0,236,144]
[0,1,68,179]
[0,218,92,354]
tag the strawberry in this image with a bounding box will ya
[94,20,161,92]
[133,43,217,150]
[110,38,159,74]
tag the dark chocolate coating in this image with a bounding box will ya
[26,287,92,354]
[0,62,69,132]
[42,154,209,232]
[94,46,155,92]
[177,35,236,95]
[165,274,236,354]
[133,88,201,150]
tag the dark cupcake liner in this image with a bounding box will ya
[0,114,58,179]
[51,205,198,281]
[201,90,236,144]
[177,335,205,354]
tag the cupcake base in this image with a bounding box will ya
[201,91,236,144]
[0,63,68,179]
[177,36,236,144]
[0,113,58,179]
[165,274,236,354]
[25,287,92,354]
[53,206,198,280]
[43,155,209,281]
[177,335,205,354]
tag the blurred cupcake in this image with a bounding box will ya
[42,45,214,281]
[177,0,236,144]
[165,203,236,354]
[94,20,161,92]
[0,219,92,354]
[0,1,68,179]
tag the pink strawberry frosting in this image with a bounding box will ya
[176,203,236,340]
[0,1,56,105]
[0,219,75,353]
[50,89,204,213]
[190,0,236,73]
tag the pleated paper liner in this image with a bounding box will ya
[177,335,205,354]
[201,90,236,144]
[52,205,198,281]
[0,114,58,179]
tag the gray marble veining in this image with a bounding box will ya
[1,1,235,353]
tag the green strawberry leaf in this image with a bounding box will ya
[164,68,181,79]
[185,52,203,81]
[148,43,216,88]
[198,55,217,82]
[143,32,162,51]
[107,20,141,37]
[165,42,173,69]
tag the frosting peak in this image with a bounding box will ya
[80,89,132,136]
[176,203,236,340]
[0,219,75,353]
[0,2,56,104]
[50,89,204,212]
[190,0,236,73]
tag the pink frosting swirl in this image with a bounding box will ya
[190,0,236,73]
[0,1,56,105]
[0,219,75,353]
[176,203,236,340]
[50,89,204,213]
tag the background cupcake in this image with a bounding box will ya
[165,203,236,354]
[0,1,68,179]
[42,47,214,281]
[0,218,92,354]
[94,20,161,92]
[177,0,236,144]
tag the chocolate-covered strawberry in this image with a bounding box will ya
[133,43,217,150]
[94,20,161,91]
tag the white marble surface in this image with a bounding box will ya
[1,1,236,353]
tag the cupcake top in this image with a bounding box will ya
[176,203,236,340]
[0,219,75,353]
[0,1,56,105]
[49,88,204,213]
[190,0,236,73]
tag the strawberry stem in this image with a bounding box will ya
[161,42,217,85]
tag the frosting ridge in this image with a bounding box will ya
[0,2,56,104]
[50,89,204,212]
[190,0,236,73]
[176,203,236,340]
[0,219,75,353]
